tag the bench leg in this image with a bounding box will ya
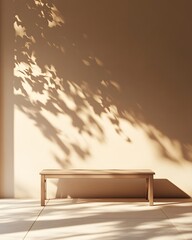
[146,178,149,200]
[41,175,46,206]
[148,176,154,206]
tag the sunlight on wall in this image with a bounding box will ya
[11,0,192,198]
[14,94,192,197]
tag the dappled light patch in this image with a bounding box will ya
[13,0,192,172]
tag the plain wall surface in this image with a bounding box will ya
[1,0,192,198]
[0,0,14,197]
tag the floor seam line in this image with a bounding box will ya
[22,199,50,240]
[160,206,183,236]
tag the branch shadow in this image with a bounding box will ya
[13,0,192,168]
[1,198,192,240]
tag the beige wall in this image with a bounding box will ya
[1,0,192,198]
[0,0,14,197]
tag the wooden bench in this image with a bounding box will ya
[40,169,155,206]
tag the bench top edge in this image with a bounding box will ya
[40,169,155,175]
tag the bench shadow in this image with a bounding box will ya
[154,178,190,198]
[55,178,190,199]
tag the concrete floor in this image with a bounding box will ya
[0,198,192,240]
